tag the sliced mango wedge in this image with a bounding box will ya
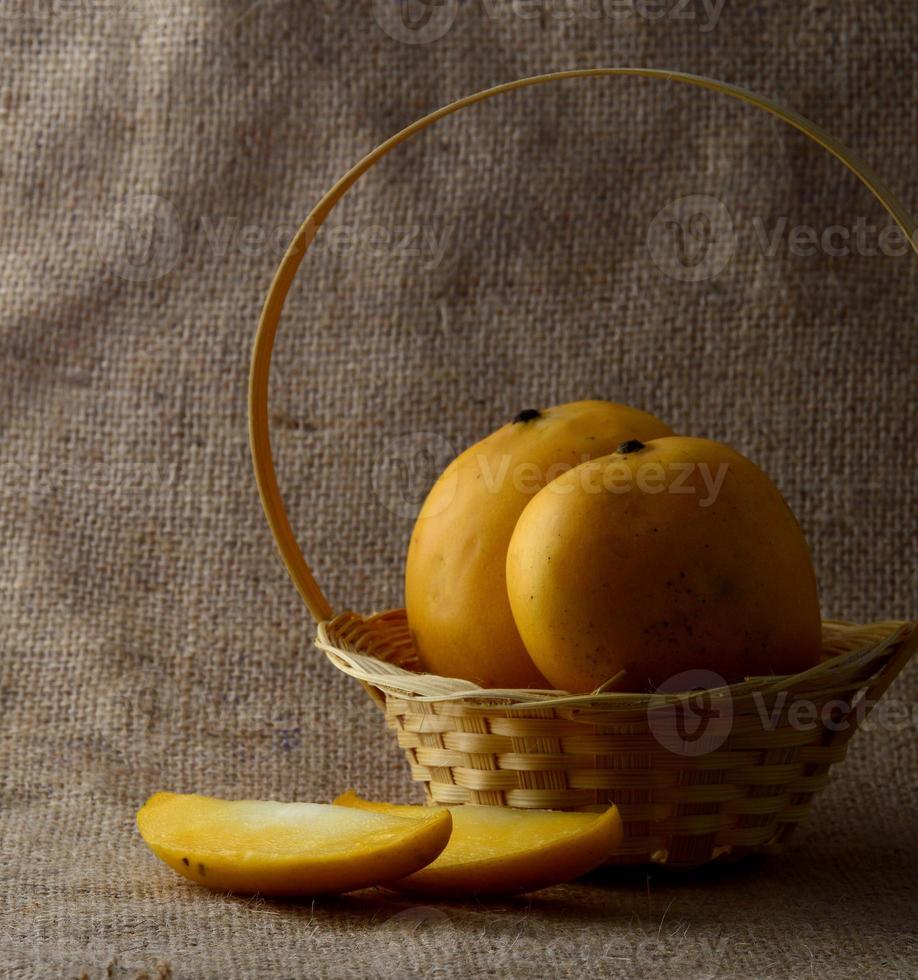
[333,791,623,896]
[136,792,452,896]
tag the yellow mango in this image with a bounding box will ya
[136,792,452,896]
[405,401,673,687]
[334,791,623,896]
[506,436,822,692]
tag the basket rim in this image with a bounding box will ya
[315,612,916,709]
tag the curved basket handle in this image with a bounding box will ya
[249,68,917,624]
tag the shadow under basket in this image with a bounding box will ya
[247,70,918,869]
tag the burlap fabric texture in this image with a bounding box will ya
[1,2,915,978]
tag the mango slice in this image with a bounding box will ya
[333,791,623,896]
[136,792,452,896]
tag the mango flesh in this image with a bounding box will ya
[334,791,623,896]
[136,792,452,896]
[405,401,674,687]
[506,436,822,693]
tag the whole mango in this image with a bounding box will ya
[405,402,674,687]
[506,436,822,692]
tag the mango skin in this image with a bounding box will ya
[506,436,822,693]
[405,401,673,688]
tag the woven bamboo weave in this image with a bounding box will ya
[316,612,916,866]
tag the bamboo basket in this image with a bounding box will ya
[249,70,917,868]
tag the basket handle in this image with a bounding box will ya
[248,68,917,624]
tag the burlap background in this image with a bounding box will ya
[2,2,915,977]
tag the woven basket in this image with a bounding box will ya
[249,70,917,868]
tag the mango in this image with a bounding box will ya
[506,436,822,692]
[136,792,452,896]
[405,401,673,687]
[334,791,623,895]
